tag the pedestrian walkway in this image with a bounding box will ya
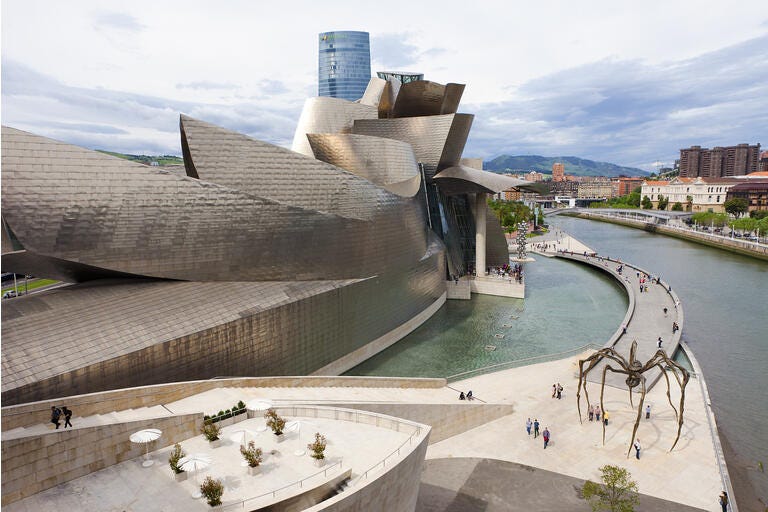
[528,228,595,256]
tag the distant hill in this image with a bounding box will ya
[96,150,183,166]
[484,155,649,177]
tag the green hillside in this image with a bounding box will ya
[484,155,648,177]
[96,150,183,166]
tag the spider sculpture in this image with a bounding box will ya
[576,340,690,457]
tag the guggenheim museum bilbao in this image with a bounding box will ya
[1,76,534,406]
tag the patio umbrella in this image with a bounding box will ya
[229,428,257,466]
[178,453,213,499]
[246,399,273,431]
[129,428,162,467]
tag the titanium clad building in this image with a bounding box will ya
[2,72,535,405]
[318,31,371,101]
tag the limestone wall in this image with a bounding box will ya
[2,376,447,432]
[1,413,200,506]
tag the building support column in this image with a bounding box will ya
[475,192,487,276]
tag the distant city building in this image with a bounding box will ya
[726,180,768,212]
[552,162,565,182]
[577,179,614,199]
[616,177,645,196]
[679,143,761,178]
[525,171,546,182]
[376,71,424,84]
[549,180,578,196]
[759,151,768,172]
[318,31,371,101]
[641,177,740,212]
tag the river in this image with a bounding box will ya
[347,215,768,509]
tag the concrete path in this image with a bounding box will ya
[528,228,595,256]
[417,457,707,512]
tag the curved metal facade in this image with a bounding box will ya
[1,73,538,404]
[306,133,421,196]
[291,97,377,156]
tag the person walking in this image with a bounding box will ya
[595,406,601,423]
[556,383,563,400]
[658,337,663,348]
[603,411,609,426]
[534,419,540,438]
[552,384,557,398]
[719,491,729,512]
[62,406,73,428]
[588,405,594,421]
[663,307,668,317]
[645,404,651,419]
[543,427,550,449]
[50,406,61,429]
[634,438,641,459]
[526,418,532,436]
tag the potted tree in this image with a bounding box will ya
[308,432,327,467]
[200,476,224,507]
[201,420,222,448]
[264,408,286,443]
[240,440,264,475]
[168,443,187,482]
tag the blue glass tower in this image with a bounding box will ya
[318,31,371,101]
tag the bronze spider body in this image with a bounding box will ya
[576,340,690,457]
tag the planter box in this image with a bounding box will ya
[174,471,188,482]
[247,465,261,476]
[274,433,285,443]
[209,439,222,448]
[313,457,325,468]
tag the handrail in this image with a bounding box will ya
[445,343,603,382]
[358,426,423,482]
[220,459,345,510]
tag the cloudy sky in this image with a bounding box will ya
[2,0,767,170]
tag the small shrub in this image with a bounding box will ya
[264,408,285,435]
[200,476,224,506]
[237,400,245,410]
[240,441,263,467]
[217,410,224,417]
[308,432,327,460]
[201,421,221,442]
[168,443,186,474]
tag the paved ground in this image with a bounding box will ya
[417,458,707,512]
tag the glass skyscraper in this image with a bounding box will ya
[318,31,371,101]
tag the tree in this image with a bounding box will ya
[685,195,693,212]
[641,196,653,209]
[657,195,668,211]
[671,202,683,211]
[582,465,639,512]
[723,197,748,218]
[537,207,544,227]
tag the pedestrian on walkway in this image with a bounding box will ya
[543,427,550,449]
[603,411,609,426]
[658,337,663,348]
[50,406,61,429]
[526,418,532,436]
[588,405,594,421]
[634,439,641,459]
[645,404,651,419]
[719,491,729,512]
[663,307,668,317]
[62,406,73,428]
[595,406,601,423]
[552,384,557,398]
[534,419,540,438]
[556,383,563,399]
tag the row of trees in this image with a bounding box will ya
[691,211,768,235]
[487,199,537,232]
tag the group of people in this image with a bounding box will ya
[50,405,73,429]
[458,390,474,401]
[485,263,523,284]
[551,383,563,399]
[587,404,609,426]
[525,418,551,448]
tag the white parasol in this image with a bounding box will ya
[129,428,162,467]
[229,427,258,466]
[178,453,213,499]
[247,399,274,431]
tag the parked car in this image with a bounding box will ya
[2,290,18,299]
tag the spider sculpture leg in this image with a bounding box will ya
[599,364,631,447]
[577,351,631,425]
[643,350,690,451]
[626,374,647,458]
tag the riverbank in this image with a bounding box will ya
[562,211,768,262]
